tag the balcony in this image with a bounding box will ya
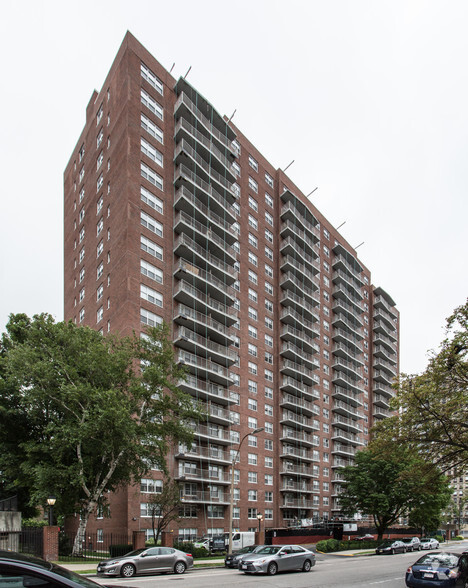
[175,466,230,484]
[281,255,320,290]
[280,290,320,324]
[373,331,398,354]
[373,369,395,386]
[332,356,363,380]
[280,444,313,461]
[333,342,364,367]
[281,359,318,385]
[190,422,232,445]
[280,497,314,509]
[331,428,364,446]
[174,117,236,180]
[280,201,320,242]
[280,308,320,339]
[332,303,364,331]
[333,414,363,434]
[332,399,364,420]
[332,254,365,287]
[374,294,398,321]
[174,325,237,367]
[332,443,358,457]
[174,164,236,216]
[280,236,320,274]
[280,375,320,401]
[373,319,398,342]
[174,233,237,284]
[280,219,320,258]
[178,374,234,406]
[373,405,391,420]
[373,393,391,409]
[281,341,319,370]
[173,260,237,307]
[373,307,397,332]
[332,457,353,469]
[174,90,236,156]
[333,284,363,314]
[373,381,395,399]
[175,444,231,465]
[280,463,318,477]
[332,385,363,407]
[280,481,312,493]
[174,185,236,241]
[173,280,236,328]
[332,370,364,394]
[281,410,319,433]
[180,491,229,505]
[373,356,397,377]
[280,392,316,416]
[174,140,235,200]
[174,209,237,265]
[177,349,234,387]
[332,327,363,353]
[332,269,364,301]
[281,272,320,306]
[373,344,398,365]
[173,303,233,347]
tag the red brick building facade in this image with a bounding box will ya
[64,32,399,541]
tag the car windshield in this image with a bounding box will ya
[420,538,432,542]
[119,548,147,557]
[255,546,281,555]
[379,541,394,546]
[415,553,459,568]
[402,539,413,543]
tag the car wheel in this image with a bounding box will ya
[267,562,278,576]
[302,559,312,572]
[174,561,186,575]
[120,564,136,578]
[391,548,395,554]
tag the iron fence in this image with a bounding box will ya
[58,531,132,562]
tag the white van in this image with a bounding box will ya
[225,531,256,551]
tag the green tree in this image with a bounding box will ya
[0,313,200,555]
[145,477,182,545]
[338,446,451,541]
[375,299,468,472]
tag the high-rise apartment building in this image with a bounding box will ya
[64,32,399,540]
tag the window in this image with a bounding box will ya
[79,247,85,263]
[96,151,103,170]
[248,233,258,248]
[248,155,258,171]
[96,217,103,236]
[207,505,224,518]
[96,241,103,257]
[248,434,258,447]
[265,352,273,364]
[248,472,257,484]
[141,284,163,307]
[265,456,273,468]
[141,138,163,167]
[141,162,163,191]
[265,211,273,226]
[324,276,330,287]
[265,246,273,260]
[248,270,257,285]
[265,422,273,434]
[232,200,240,215]
[248,398,257,411]
[141,89,163,120]
[265,229,273,243]
[248,176,258,193]
[265,192,273,207]
[248,453,258,466]
[141,308,163,327]
[78,144,85,162]
[79,187,85,203]
[248,343,257,357]
[323,245,330,256]
[79,167,85,183]
[248,214,258,230]
[265,282,273,295]
[248,361,257,375]
[141,478,163,493]
[141,113,163,143]
[265,300,273,313]
[79,268,85,283]
[141,211,163,237]
[265,439,273,451]
[97,196,103,214]
[248,306,257,320]
[265,172,274,188]
[97,262,104,279]
[97,306,103,323]
[232,222,240,235]
[96,103,103,125]
[265,369,273,382]
[141,259,163,283]
[96,284,103,301]
[141,63,163,94]
[265,316,273,330]
[79,287,85,302]
[248,288,258,303]
[97,173,103,192]
[231,161,241,177]
[79,308,85,322]
[248,252,258,267]
[141,235,163,260]
[248,325,257,339]
[248,416,258,429]
[248,195,258,211]
[323,260,330,272]
[265,264,273,278]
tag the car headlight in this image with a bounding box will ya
[447,570,459,579]
[107,560,120,566]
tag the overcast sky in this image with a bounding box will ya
[1,0,467,374]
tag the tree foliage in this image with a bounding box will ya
[0,313,201,553]
[145,477,182,545]
[374,299,468,472]
[338,445,451,541]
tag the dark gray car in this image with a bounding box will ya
[97,547,193,577]
[238,544,315,575]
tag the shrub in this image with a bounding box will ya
[173,541,210,559]
[454,535,464,541]
[316,540,328,552]
[434,535,444,544]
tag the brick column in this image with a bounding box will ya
[132,530,146,550]
[161,531,174,547]
[255,530,264,545]
[43,527,59,562]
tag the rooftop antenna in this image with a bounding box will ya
[355,241,365,250]
[184,66,192,79]
[307,187,318,198]
[283,160,295,172]
[169,62,176,73]
[227,109,237,124]
[336,221,346,230]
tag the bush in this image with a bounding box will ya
[316,538,377,553]
[434,535,444,544]
[22,519,47,528]
[173,541,211,559]
[109,544,133,557]
[316,540,328,552]
[454,535,464,541]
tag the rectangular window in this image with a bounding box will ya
[141,162,163,191]
[141,114,163,144]
[265,246,273,260]
[79,268,85,283]
[96,174,103,192]
[265,404,273,416]
[248,214,258,230]
[141,284,163,307]
[265,456,273,468]
[231,161,241,176]
[265,439,273,451]
[265,229,273,243]
[141,211,163,237]
[141,63,163,95]
[265,369,273,382]
[265,352,273,364]
[248,233,258,248]
[248,325,257,339]
[141,259,163,283]
[79,308,85,322]
[248,489,257,501]
[265,173,274,188]
[248,288,258,303]
[248,380,257,394]
[248,195,258,211]
[265,282,273,295]
[248,270,257,285]
[97,196,103,214]
[248,434,258,447]
[141,308,163,327]
[248,252,258,267]
[265,300,273,313]
[265,334,273,347]
[265,422,273,434]
[141,235,163,260]
[141,138,163,167]
[96,285,103,301]
[97,262,103,279]
[96,306,103,323]
[265,316,273,329]
[207,505,224,518]
[248,155,258,171]
[265,264,273,278]
[248,454,258,466]
[96,241,103,257]
[96,151,103,170]
[248,472,257,484]
[248,343,257,357]
[141,89,163,120]
[248,398,257,411]
[248,307,257,320]
[140,478,163,493]
[265,192,273,207]
[248,176,258,193]
[141,186,163,214]
[248,361,257,375]
[265,211,274,226]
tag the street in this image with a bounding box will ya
[93,541,468,588]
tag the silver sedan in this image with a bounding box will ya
[238,544,316,575]
[97,547,193,577]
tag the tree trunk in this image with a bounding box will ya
[72,500,97,556]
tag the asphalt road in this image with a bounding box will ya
[94,541,468,588]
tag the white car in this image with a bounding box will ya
[419,537,439,549]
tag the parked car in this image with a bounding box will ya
[97,546,193,577]
[376,540,407,554]
[193,539,210,551]
[356,534,375,541]
[420,537,440,550]
[405,551,468,587]
[225,545,263,568]
[402,537,422,552]
[238,544,315,575]
[0,550,123,588]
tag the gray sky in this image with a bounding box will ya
[1,0,467,374]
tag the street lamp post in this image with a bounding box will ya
[257,512,263,534]
[47,496,56,526]
[228,427,263,555]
